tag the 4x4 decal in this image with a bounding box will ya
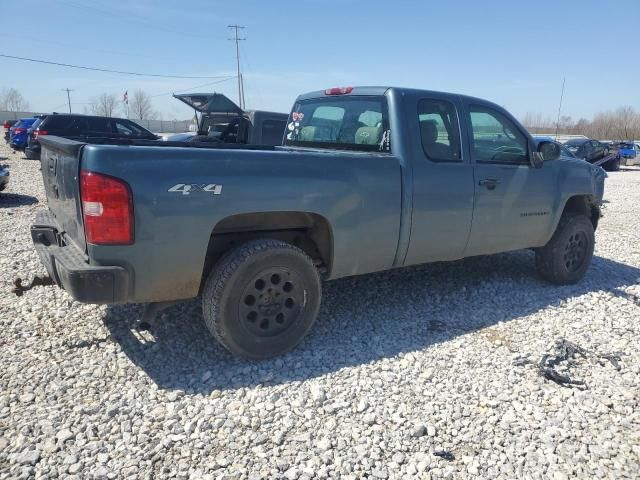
[168,183,223,196]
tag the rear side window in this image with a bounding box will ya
[418,99,461,162]
[284,96,390,152]
[82,117,112,133]
[260,119,286,145]
[113,119,152,137]
[41,115,75,130]
[469,106,529,164]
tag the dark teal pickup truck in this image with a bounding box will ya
[32,86,606,358]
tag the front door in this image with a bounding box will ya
[463,104,556,256]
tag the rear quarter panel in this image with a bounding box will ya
[81,145,401,302]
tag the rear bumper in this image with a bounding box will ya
[31,211,130,303]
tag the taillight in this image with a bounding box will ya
[14,127,26,133]
[325,86,353,95]
[34,130,48,139]
[80,170,134,245]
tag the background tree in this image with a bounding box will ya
[89,93,118,117]
[0,87,30,112]
[130,90,158,120]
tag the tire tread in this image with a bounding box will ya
[202,239,320,358]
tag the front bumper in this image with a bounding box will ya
[31,211,130,303]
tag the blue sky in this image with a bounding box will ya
[1,0,638,120]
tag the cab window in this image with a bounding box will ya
[469,105,529,164]
[418,99,461,162]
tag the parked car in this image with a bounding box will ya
[9,117,38,150]
[33,86,606,359]
[618,142,638,159]
[0,164,8,192]
[173,93,288,146]
[3,120,18,144]
[25,114,158,160]
[563,138,608,162]
[24,116,48,159]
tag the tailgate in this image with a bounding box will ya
[39,136,87,251]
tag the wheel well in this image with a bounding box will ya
[562,195,600,230]
[199,212,333,292]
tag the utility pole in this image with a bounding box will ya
[555,77,566,141]
[228,24,245,109]
[62,88,74,113]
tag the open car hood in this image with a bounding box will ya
[173,93,244,115]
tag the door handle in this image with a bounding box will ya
[479,178,499,190]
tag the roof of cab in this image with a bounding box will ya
[294,86,503,110]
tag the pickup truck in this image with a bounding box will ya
[169,93,288,146]
[32,86,606,359]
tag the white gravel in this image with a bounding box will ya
[1,141,639,479]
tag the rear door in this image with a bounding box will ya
[463,103,556,255]
[404,95,475,264]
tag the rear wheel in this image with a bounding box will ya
[605,157,620,171]
[202,239,321,359]
[535,213,594,285]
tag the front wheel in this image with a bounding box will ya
[535,213,595,285]
[202,239,321,359]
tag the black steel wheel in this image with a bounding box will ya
[239,267,305,338]
[202,239,321,359]
[535,213,594,285]
[563,231,588,273]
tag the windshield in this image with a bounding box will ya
[283,96,390,152]
[559,144,576,158]
[564,139,586,146]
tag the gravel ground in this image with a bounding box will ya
[1,141,639,479]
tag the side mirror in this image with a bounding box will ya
[537,141,561,163]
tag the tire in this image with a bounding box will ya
[535,213,594,285]
[605,157,620,172]
[202,239,321,359]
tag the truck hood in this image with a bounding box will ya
[173,93,243,115]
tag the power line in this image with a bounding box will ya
[228,25,246,109]
[0,53,236,80]
[59,0,220,40]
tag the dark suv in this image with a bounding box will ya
[563,138,608,163]
[25,114,157,160]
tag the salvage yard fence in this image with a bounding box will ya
[0,110,192,134]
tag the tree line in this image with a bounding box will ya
[521,106,640,140]
[85,90,159,120]
[1,87,159,120]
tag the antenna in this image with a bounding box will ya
[228,25,246,109]
[555,77,566,141]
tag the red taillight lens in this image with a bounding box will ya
[80,170,134,245]
[34,130,48,139]
[14,127,26,133]
[325,86,353,95]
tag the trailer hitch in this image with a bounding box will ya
[12,275,55,296]
[135,301,181,331]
